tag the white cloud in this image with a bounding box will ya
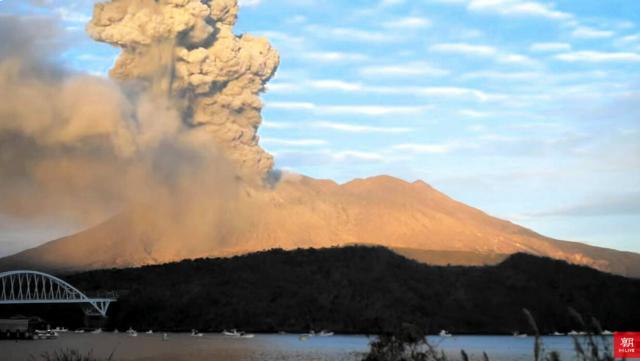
[619,34,640,44]
[555,51,640,63]
[530,42,571,52]
[359,62,449,77]
[459,110,490,118]
[267,101,317,110]
[381,0,406,6]
[266,101,430,116]
[413,86,497,101]
[239,0,261,7]
[429,43,497,56]
[467,0,572,20]
[266,80,498,101]
[498,53,539,67]
[307,80,363,92]
[430,43,538,67]
[266,82,301,92]
[461,70,540,81]
[309,121,412,133]
[256,31,304,46]
[262,120,413,133]
[305,25,397,43]
[261,138,328,146]
[383,16,432,29]
[262,121,297,129]
[571,26,615,39]
[391,143,458,154]
[55,7,90,23]
[321,105,430,116]
[300,51,369,63]
[332,150,386,161]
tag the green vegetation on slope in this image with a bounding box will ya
[4,246,639,333]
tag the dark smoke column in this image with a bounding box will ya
[87,0,279,183]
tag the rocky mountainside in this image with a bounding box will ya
[1,175,639,277]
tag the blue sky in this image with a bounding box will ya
[1,0,639,254]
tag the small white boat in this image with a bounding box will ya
[191,329,204,337]
[126,328,138,337]
[35,330,59,339]
[568,330,579,336]
[146,330,153,334]
[239,332,255,338]
[223,329,240,336]
[162,333,169,341]
[319,330,334,336]
[74,329,85,334]
[602,330,613,335]
[53,327,68,333]
[439,330,452,337]
[299,334,309,341]
[91,328,102,334]
[552,331,564,336]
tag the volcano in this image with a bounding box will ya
[1,175,638,277]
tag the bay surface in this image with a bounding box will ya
[0,333,613,361]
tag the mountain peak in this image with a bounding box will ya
[1,174,639,278]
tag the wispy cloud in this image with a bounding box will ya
[332,150,386,161]
[571,26,615,39]
[261,137,328,146]
[256,31,305,46]
[459,109,490,118]
[358,62,450,77]
[239,0,262,7]
[555,51,640,63]
[391,142,460,154]
[55,7,90,23]
[310,121,412,133]
[429,43,497,56]
[383,16,431,29]
[497,53,539,67]
[266,101,431,116]
[430,43,538,67]
[263,120,413,133]
[267,80,501,102]
[300,51,369,63]
[530,42,571,52]
[460,70,540,81]
[467,0,572,20]
[305,25,398,43]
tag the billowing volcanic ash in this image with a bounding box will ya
[87,0,279,180]
[0,0,279,255]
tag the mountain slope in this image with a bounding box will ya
[1,175,639,277]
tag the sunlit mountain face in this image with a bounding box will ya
[0,0,638,277]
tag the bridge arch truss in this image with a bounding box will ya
[0,270,116,317]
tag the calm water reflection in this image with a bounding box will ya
[1,333,613,361]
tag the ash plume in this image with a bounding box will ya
[87,0,279,180]
[0,0,279,253]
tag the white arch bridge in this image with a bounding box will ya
[0,270,117,317]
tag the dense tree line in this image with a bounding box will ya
[3,246,639,334]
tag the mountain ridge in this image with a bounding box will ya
[5,246,638,334]
[1,174,639,277]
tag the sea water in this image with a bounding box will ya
[0,333,614,361]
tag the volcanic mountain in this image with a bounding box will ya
[1,175,639,277]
